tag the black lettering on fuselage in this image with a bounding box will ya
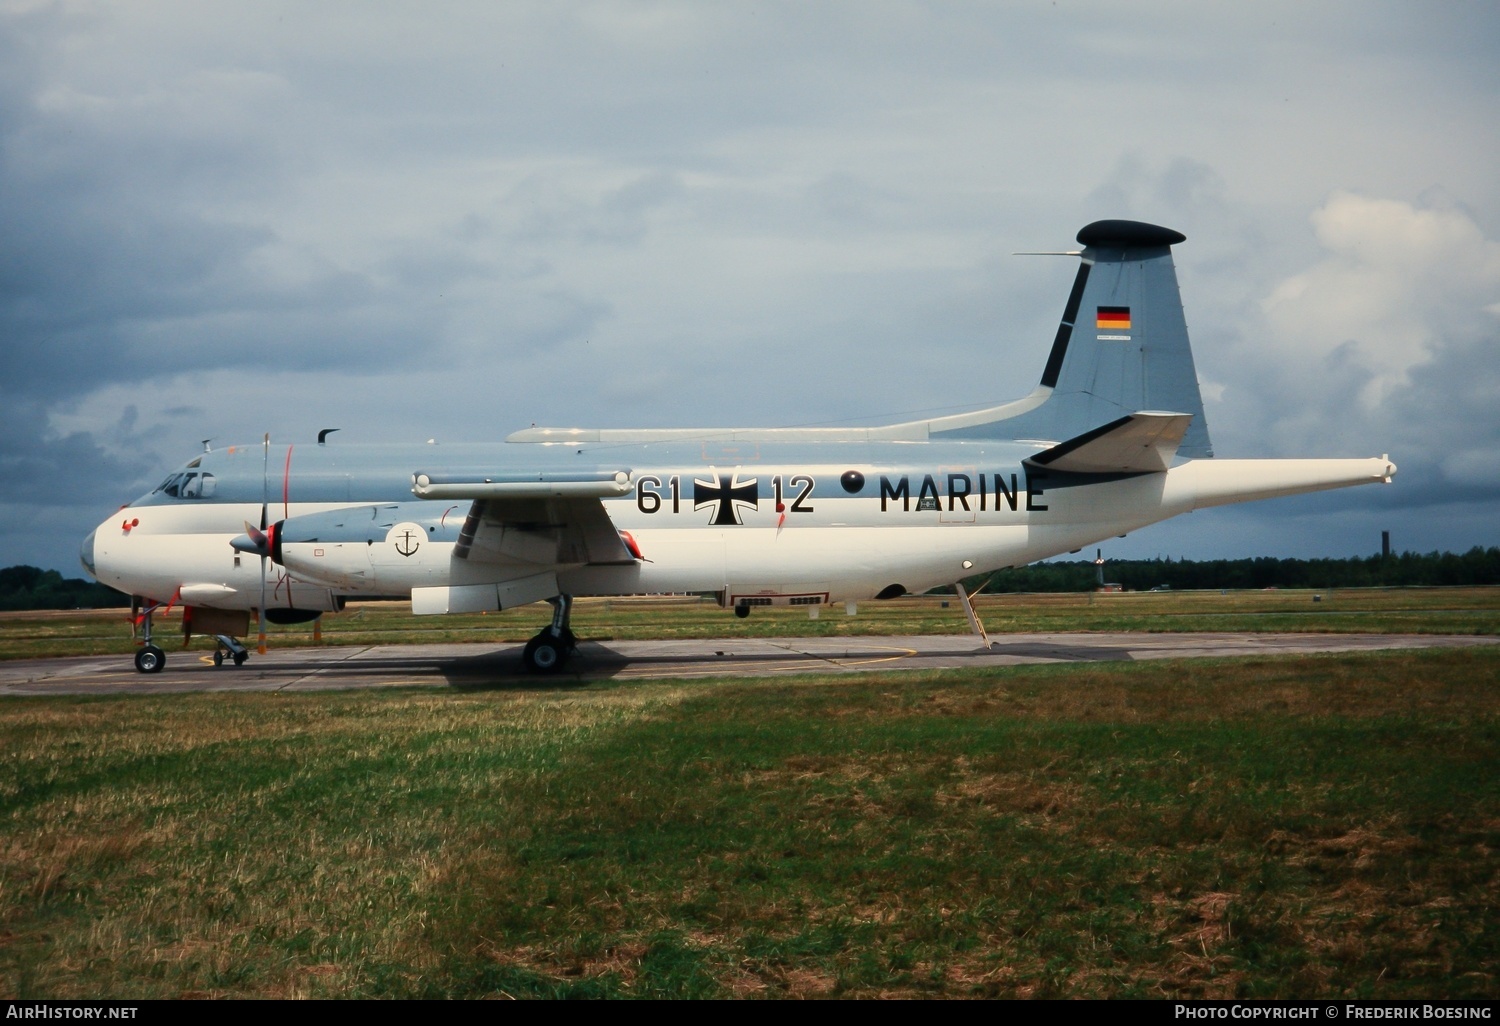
[637,475,663,514]
[880,475,910,511]
[875,469,1040,515]
[947,474,972,511]
[916,475,940,512]
[789,473,815,512]
[775,473,818,513]
[994,473,1018,511]
[1025,469,1048,512]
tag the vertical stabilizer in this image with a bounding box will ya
[934,220,1213,457]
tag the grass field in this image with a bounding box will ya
[2,645,1497,999]
[2,586,1498,662]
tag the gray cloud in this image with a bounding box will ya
[3,2,1497,573]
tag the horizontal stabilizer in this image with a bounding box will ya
[1025,412,1192,474]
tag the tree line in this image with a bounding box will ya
[972,547,1500,593]
[2,548,1497,610]
[0,566,130,611]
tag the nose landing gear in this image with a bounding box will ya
[132,598,166,674]
[134,644,165,673]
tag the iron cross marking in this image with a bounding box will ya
[693,470,759,526]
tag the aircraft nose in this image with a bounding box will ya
[80,528,98,578]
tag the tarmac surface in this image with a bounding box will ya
[3,632,1497,695]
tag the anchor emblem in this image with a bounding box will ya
[393,527,421,557]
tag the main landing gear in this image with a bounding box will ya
[522,594,577,673]
[133,600,166,674]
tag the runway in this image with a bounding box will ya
[3,631,1496,695]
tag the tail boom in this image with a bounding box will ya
[1164,457,1396,511]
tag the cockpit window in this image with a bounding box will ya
[153,471,216,499]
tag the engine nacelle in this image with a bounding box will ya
[267,502,465,595]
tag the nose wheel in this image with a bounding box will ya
[134,644,166,674]
[132,598,167,673]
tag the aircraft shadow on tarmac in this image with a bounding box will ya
[190,638,1145,691]
[435,637,1143,690]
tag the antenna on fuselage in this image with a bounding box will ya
[318,428,340,444]
[201,439,212,453]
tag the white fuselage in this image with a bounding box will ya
[85,447,1395,614]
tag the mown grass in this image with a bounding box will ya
[3,586,1498,662]
[2,647,1497,998]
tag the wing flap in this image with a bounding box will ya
[1025,412,1193,474]
[454,497,636,567]
[412,572,560,615]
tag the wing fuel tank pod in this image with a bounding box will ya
[410,469,633,500]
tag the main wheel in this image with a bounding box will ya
[213,650,224,667]
[522,635,567,673]
[134,645,166,674]
[232,650,248,666]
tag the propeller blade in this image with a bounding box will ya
[258,434,270,655]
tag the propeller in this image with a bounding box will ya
[232,519,278,560]
[257,434,269,654]
[229,435,290,648]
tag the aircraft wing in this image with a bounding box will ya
[411,469,637,566]
[1025,412,1193,474]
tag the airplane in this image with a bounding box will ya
[80,219,1396,674]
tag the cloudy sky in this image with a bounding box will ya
[3,1,1498,575]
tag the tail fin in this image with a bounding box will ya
[508,219,1216,451]
[932,219,1213,457]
